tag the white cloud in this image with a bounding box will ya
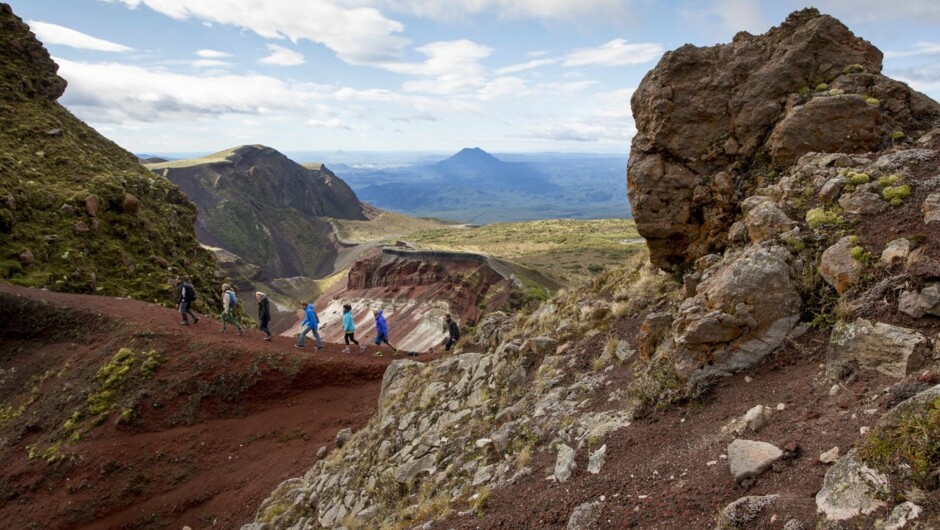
[523,87,635,144]
[494,58,556,75]
[478,77,529,101]
[55,58,317,122]
[27,21,134,52]
[105,0,408,65]
[540,80,599,93]
[562,39,663,67]
[307,118,351,129]
[261,44,305,66]
[381,40,492,77]
[885,42,940,59]
[360,0,632,21]
[190,59,232,68]
[196,49,231,58]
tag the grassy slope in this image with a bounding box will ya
[334,215,643,285]
[0,9,222,309]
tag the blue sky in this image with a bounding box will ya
[9,0,940,155]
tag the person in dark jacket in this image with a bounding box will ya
[174,276,199,325]
[372,308,397,356]
[256,291,272,341]
[296,302,324,349]
[443,313,460,352]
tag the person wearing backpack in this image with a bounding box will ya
[220,283,242,335]
[296,302,323,349]
[256,291,272,341]
[443,313,460,352]
[175,276,199,326]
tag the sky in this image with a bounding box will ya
[9,0,940,156]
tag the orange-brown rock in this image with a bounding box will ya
[627,8,940,270]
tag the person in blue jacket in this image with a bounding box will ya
[342,303,364,353]
[296,301,324,349]
[372,308,397,356]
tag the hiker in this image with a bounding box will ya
[443,313,460,352]
[372,308,397,356]
[256,291,272,341]
[342,303,364,353]
[220,283,242,335]
[175,276,199,326]
[296,301,324,349]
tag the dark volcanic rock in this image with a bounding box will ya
[627,8,940,270]
[1,4,67,100]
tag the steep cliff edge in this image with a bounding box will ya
[148,145,367,281]
[0,4,222,304]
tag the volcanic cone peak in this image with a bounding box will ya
[627,7,940,270]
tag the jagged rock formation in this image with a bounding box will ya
[628,7,940,270]
[288,248,558,352]
[148,145,366,280]
[0,4,222,304]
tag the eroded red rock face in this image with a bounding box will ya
[627,7,940,270]
[291,249,516,352]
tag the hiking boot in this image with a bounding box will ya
[359,345,366,353]
[373,351,383,357]
[193,317,200,324]
[406,351,419,357]
[342,347,350,353]
[180,321,188,326]
[263,336,272,341]
[295,344,305,349]
[392,349,400,356]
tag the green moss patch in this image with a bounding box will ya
[859,395,940,490]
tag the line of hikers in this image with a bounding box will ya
[172,277,461,355]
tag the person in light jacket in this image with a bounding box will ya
[256,291,272,341]
[220,283,242,335]
[342,303,364,353]
[296,302,323,349]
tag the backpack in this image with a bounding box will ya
[183,283,196,302]
[228,291,237,307]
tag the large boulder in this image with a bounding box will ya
[828,319,930,379]
[627,8,940,269]
[671,244,802,379]
[816,449,889,520]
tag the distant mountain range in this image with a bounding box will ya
[331,148,629,223]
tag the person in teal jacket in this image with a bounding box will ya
[296,302,323,349]
[341,303,364,353]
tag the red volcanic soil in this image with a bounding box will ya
[0,284,422,530]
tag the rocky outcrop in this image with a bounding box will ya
[671,244,802,379]
[627,8,940,269]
